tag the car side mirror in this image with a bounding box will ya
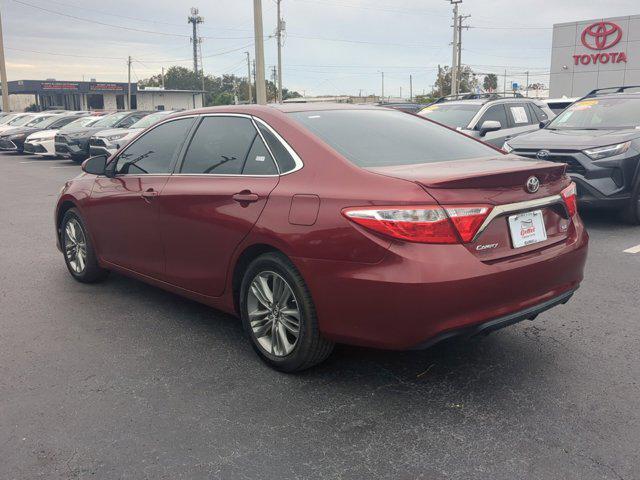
[82,155,107,175]
[479,120,502,137]
[539,120,551,129]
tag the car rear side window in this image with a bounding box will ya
[290,109,496,168]
[116,118,193,175]
[181,116,278,175]
[257,122,297,173]
[476,105,509,130]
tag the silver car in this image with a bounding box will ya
[419,96,555,148]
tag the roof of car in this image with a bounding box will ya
[175,103,387,118]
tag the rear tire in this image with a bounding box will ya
[60,208,109,283]
[239,252,334,372]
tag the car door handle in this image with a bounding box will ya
[232,191,260,203]
[141,188,158,201]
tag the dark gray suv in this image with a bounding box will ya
[504,87,640,224]
[419,93,555,147]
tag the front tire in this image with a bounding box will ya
[239,252,334,372]
[620,179,640,225]
[60,208,109,283]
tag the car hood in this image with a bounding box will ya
[509,127,640,150]
[0,126,38,137]
[60,126,107,137]
[27,129,58,141]
[93,127,129,138]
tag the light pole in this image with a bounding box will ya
[253,0,267,104]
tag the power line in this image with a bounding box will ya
[11,0,255,40]
[6,46,123,60]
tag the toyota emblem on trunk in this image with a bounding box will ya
[526,176,540,194]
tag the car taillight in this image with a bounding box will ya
[342,205,492,244]
[561,182,577,217]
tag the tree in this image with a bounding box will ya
[139,66,301,106]
[431,65,479,97]
[483,74,498,92]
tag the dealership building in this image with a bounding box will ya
[4,80,205,112]
[550,15,640,97]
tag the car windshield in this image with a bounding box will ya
[130,111,173,129]
[418,103,481,128]
[0,114,18,125]
[8,115,35,126]
[60,116,102,131]
[548,97,640,130]
[92,112,130,128]
[290,109,497,168]
[25,115,58,127]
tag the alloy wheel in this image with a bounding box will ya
[247,271,301,357]
[64,217,87,274]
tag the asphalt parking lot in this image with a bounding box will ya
[0,151,639,480]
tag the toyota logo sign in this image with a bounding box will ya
[581,21,623,50]
[526,176,540,194]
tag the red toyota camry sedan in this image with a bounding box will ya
[55,104,588,371]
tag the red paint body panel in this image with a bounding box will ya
[55,104,589,351]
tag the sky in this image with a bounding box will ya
[1,0,638,98]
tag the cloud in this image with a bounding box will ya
[2,0,638,96]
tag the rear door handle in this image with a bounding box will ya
[232,191,260,203]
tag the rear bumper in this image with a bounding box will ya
[411,288,576,349]
[293,219,588,350]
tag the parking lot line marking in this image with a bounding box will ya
[50,165,77,169]
[19,161,42,164]
[623,244,640,254]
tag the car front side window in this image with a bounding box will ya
[476,105,509,130]
[115,118,194,175]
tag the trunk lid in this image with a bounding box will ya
[367,155,572,261]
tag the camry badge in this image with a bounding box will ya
[526,176,540,194]
[536,149,550,160]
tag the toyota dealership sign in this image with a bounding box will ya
[549,15,639,97]
[573,21,628,65]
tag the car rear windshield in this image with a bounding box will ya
[289,109,496,167]
[418,103,481,128]
[548,97,640,129]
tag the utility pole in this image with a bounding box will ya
[127,56,132,109]
[381,71,384,102]
[161,67,165,89]
[245,52,252,104]
[503,68,507,94]
[188,7,204,74]
[271,65,277,102]
[457,14,470,94]
[525,71,530,97]
[276,0,285,103]
[409,74,413,102]
[253,0,267,104]
[0,8,9,112]
[448,0,462,97]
